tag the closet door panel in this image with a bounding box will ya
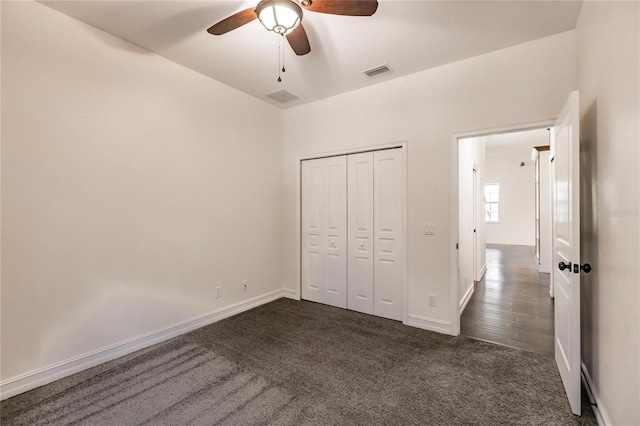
[347,152,374,314]
[301,160,324,303]
[373,149,404,321]
[322,156,348,308]
[301,156,347,308]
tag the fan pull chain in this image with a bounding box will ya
[277,35,286,83]
[277,36,281,82]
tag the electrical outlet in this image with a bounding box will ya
[242,280,248,291]
[429,294,436,306]
[216,286,222,298]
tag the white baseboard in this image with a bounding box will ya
[478,263,486,281]
[581,361,611,426]
[281,288,299,300]
[0,288,289,401]
[406,314,453,335]
[459,283,475,315]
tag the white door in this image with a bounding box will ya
[301,156,347,308]
[552,91,581,415]
[373,149,404,321]
[347,152,375,314]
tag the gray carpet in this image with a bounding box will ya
[1,298,596,425]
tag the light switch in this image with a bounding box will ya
[424,223,436,235]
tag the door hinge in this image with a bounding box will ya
[456,243,459,249]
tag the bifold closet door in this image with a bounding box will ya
[373,149,404,321]
[347,152,374,315]
[301,156,347,308]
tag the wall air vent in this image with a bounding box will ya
[363,64,391,78]
[266,89,300,103]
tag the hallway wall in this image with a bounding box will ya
[458,137,486,310]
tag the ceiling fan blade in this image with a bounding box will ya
[286,24,311,56]
[207,8,257,35]
[302,0,378,16]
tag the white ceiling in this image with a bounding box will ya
[40,0,583,109]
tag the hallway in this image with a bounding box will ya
[461,244,554,356]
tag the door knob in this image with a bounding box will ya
[580,263,592,273]
[559,261,571,271]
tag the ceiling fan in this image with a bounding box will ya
[207,0,379,56]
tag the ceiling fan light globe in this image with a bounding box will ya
[256,0,303,36]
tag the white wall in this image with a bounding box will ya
[576,2,640,424]
[458,137,485,311]
[484,129,549,246]
[282,31,576,333]
[1,1,283,386]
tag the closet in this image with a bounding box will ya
[301,148,404,321]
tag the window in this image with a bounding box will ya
[485,183,500,222]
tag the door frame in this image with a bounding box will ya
[450,120,555,335]
[296,141,409,324]
[472,164,479,283]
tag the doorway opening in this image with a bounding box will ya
[457,127,554,356]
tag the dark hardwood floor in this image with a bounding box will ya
[461,244,554,356]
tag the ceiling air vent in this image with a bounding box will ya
[363,64,391,78]
[266,89,300,103]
